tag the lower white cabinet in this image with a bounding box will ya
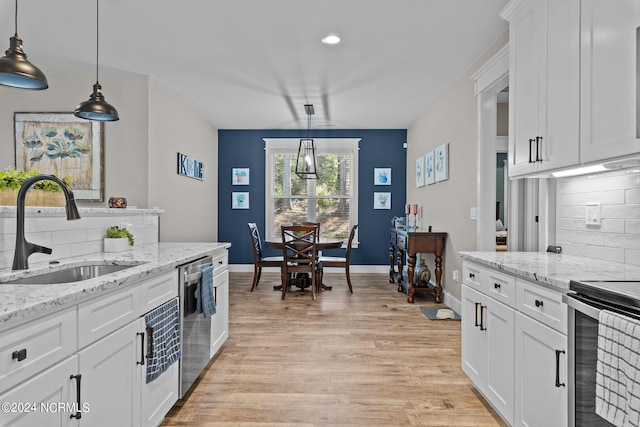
[462,259,568,427]
[210,268,229,358]
[78,320,142,427]
[514,311,567,427]
[462,284,515,425]
[0,355,78,427]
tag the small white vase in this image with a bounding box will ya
[104,238,131,253]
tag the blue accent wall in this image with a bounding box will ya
[218,129,407,265]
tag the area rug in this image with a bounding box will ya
[420,306,461,321]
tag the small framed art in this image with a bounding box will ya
[232,168,249,185]
[374,168,391,185]
[435,143,449,182]
[425,151,435,185]
[416,157,425,187]
[232,192,249,209]
[374,192,391,209]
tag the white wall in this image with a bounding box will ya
[147,79,218,242]
[406,31,508,302]
[556,169,640,266]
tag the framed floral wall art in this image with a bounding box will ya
[415,156,425,187]
[374,192,391,209]
[232,192,249,209]
[435,143,449,182]
[425,151,435,185]
[232,168,249,185]
[14,112,104,200]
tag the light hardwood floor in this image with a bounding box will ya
[162,272,507,427]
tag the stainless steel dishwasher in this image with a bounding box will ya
[178,255,213,397]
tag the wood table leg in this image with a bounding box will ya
[434,253,443,303]
[397,249,404,292]
[389,244,396,283]
[407,252,416,303]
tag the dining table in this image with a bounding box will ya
[265,236,344,292]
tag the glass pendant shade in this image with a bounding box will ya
[295,138,318,179]
[74,82,119,121]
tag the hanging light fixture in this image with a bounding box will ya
[295,104,318,179]
[0,0,48,90]
[74,0,119,122]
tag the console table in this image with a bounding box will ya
[389,228,447,303]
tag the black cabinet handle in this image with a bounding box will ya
[494,283,501,289]
[69,374,82,419]
[136,332,145,365]
[535,299,544,308]
[475,303,487,331]
[529,138,535,163]
[536,136,543,162]
[555,350,566,387]
[146,326,154,360]
[12,348,27,362]
[469,273,475,279]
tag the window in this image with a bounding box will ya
[264,138,359,241]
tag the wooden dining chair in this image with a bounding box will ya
[280,224,321,300]
[318,224,358,293]
[247,223,283,292]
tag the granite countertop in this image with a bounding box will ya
[0,242,230,331]
[460,251,640,291]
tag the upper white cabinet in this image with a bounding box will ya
[580,0,640,162]
[503,0,580,177]
[503,0,640,177]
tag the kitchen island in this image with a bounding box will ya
[0,241,230,427]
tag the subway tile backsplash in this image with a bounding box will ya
[556,169,640,266]
[0,207,161,270]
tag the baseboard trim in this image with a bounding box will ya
[442,291,461,316]
[229,264,390,274]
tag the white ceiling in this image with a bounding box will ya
[2,0,508,130]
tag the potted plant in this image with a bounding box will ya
[0,169,72,206]
[104,225,135,252]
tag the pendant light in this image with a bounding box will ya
[295,104,318,179]
[74,0,119,121]
[0,0,48,90]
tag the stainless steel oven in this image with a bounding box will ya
[178,255,213,398]
[564,280,640,427]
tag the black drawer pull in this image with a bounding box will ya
[529,138,535,163]
[555,350,566,387]
[146,326,155,360]
[469,273,475,279]
[136,332,145,365]
[494,283,501,289]
[70,374,82,419]
[12,348,27,362]
[535,299,544,308]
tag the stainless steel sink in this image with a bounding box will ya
[1,262,145,285]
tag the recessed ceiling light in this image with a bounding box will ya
[321,34,341,45]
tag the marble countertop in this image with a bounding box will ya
[460,251,640,291]
[0,242,230,331]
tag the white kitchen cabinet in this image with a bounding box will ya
[462,284,514,425]
[78,320,141,427]
[502,0,580,177]
[514,311,567,427]
[210,268,229,358]
[580,0,640,163]
[0,355,78,427]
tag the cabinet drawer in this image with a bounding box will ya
[389,231,397,246]
[0,307,76,393]
[78,285,141,348]
[484,268,516,308]
[397,234,407,250]
[463,262,484,290]
[516,279,567,334]
[212,251,229,274]
[141,270,178,314]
